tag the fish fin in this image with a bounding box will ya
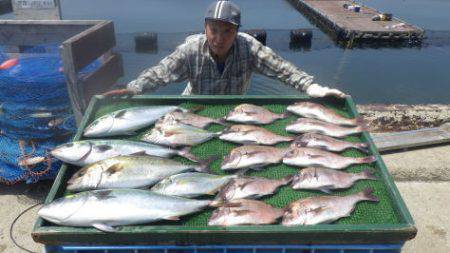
[163,130,179,137]
[122,131,137,136]
[196,155,219,173]
[313,144,330,151]
[243,110,258,116]
[105,163,124,175]
[206,190,218,195]
[241,140,258,145]
[237,181,253,190]
[308,206,328,215]
[360,169,377,180]
[243,151,261,157]
[222,202,242,208]
[178,147,200,162]
[129,151,147,156]
[94,145,113,152]
[114,110,127,119]
[308,154,325,159]
[319,186,333,194]
[361,188,379,202]
[92,223,118,233]
[165,216,180,221]
[231,209,253,216]
[237,168,250,175]
[188,105,205,113]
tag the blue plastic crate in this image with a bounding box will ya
[45,244,404,253]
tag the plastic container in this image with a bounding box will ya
[45,243,404,253]
[33,95,417,247]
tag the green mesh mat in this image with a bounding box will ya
[63,99,400,227]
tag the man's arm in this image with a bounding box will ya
[126,44,189,94]
[249,36,345,98]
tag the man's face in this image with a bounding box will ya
[205,20,238,59]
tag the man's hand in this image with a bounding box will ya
[101,89,137,97]
[306,83,347,98]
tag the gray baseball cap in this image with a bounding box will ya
[205,0,241,27]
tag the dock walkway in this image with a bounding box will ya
[288,0,424,41]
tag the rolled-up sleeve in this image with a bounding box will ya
[127,44,189,94]
[250,38,314,91]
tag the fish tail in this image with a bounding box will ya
[281,174,294,185]
[355,120,369,133]
[356,155,376,164]
[178,147,200,162]
[284,135,295,142]
[360,188,379,202]
[215,118,229,127]
[355,116,367,127]
[196,155,219,173]
[280,111,292,119]
[353,142,370,153]
[210,198,224,207]
[220,126,232,135]
[292,134,307,146]
[359,169,377,180]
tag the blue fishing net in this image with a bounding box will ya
[0,135,64,184]
[0,46,98,184]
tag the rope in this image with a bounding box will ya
[9,202,42,253]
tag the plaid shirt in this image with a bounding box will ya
[127,32,314,95]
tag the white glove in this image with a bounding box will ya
[306,83,347,98]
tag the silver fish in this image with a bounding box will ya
[84,106,187,137]
[66,155,211,192]
[51,139,198,167]
[151,172,237,198]
[291,133,369,153]
[212,175,293,205]
[287,102,364,126]
[208,199,284,226]
[283,147,376,170]
[221,145,290,171]
[142,120,220,147]
[291,167,377,193]
[282,188,379,226]
[219,124,293,145]
[38,189,211,232]
[225,104,287,125]
[161,110,226,129]
[286,118,365,138]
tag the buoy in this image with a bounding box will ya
[135,32,158,53]
[0,58,19,70]
[243,29,267,45]
[290,29,312,44]
[289,29,312,51]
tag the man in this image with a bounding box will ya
[104,0,346,98]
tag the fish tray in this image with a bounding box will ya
[32,95,417,246]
